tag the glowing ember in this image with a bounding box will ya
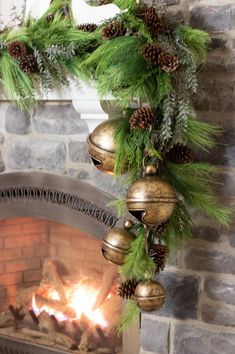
[32,280,108,328]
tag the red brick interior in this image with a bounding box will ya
[0,217,107,312]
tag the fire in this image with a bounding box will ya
[32,280,108,328]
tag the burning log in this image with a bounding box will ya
[0,311,13,328]
[8,305,25,321]
[42,259,67,304]
[34,294,76,318]
[38,311,78,350]
[28,309,39,325]
[93,265,118,310]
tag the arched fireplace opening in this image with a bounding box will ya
[0,172,138,354]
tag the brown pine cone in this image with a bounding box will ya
[102,21,126,40]
[149,244,169,273]
[166,144,193,164]
[77,23,97,32]
[142,43,163,66]
[7,41,27,60]
[159,54,179,73]
[118,279,138,299]
[99,0,112,4]
[46,13,55,22]
[142,6,165,37]
[129,107,155,130]
[156,160,166,177]
[19,54,38,74]
[152,222,168,237]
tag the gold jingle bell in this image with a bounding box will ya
[102,225,135,265]
[87,119,125,175]
[134,280,166,311]
[126,165,177,225]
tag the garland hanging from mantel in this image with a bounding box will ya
[0,0,231,330]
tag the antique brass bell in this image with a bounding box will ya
[126,165,177,225]
[134,280,165,311]
[87,119,122,175]
[102,221,135,265]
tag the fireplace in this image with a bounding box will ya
[0,172,137,354]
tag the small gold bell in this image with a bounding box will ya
[134,280,165,311]
[126,165,177,225]
[102,224,135,265]
[87,119,127,175]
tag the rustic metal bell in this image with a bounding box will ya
[102,225,135,265]
[134,280,165,311]
[126,165,177,226]
[87,119,120,175]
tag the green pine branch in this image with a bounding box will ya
[185,116,222,151]
[120,224,156,281]
[118,299,140,334]
[165,163,231,227]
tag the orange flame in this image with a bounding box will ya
[32,280,108,328]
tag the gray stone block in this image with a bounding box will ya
[69,141,90,163]
[193,77,235,112]
[229,231,235,247]
[0,133,5,144]
[0,152,5,173]
[141,317,169,354]
[165,0,180,5]
[173,323,235,354]
[204,278,235,306]
[6,137,66,171]
[201,303,235,327]
[67,168,91,180]
[5,105,31,135]
[185,247,235,274]
[190,5,234,32]
[193,225,224,243]
[92,167,127,198]
[33,104,88,135]
[154,272,199,320]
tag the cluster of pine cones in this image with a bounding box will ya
[138,6,165,37]
[142,43,179,73]
[7,41,38,74]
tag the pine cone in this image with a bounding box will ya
[102,21,126,40]
[152,222,167,237]
[156,160,166,177]
[7,41,27,60]
[99,0,112,4]
[129,107,155,130]
[118,279,138,299]
[19,54,38,74]
[167,144,193,164]
[142,43,163,66]
[159,54,179,73]
[149,244,169,273]
[46,13,55,22]
[77,23,97,32]
[142,6,165,37]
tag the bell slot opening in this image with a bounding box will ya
[91,156,102,167]
[128,210,145,223]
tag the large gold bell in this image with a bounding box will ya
[87,119,120,175]
[102,227,135,265]
[126,166,177,225]
[134,280,165,311]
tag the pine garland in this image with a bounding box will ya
[0,0,231,332]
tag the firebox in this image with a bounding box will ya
[0,172,139,354]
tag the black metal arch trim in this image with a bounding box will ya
[0,172,120,240]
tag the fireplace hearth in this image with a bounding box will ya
[0,172,133,354]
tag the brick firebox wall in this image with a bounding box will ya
[0,217,107,312]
